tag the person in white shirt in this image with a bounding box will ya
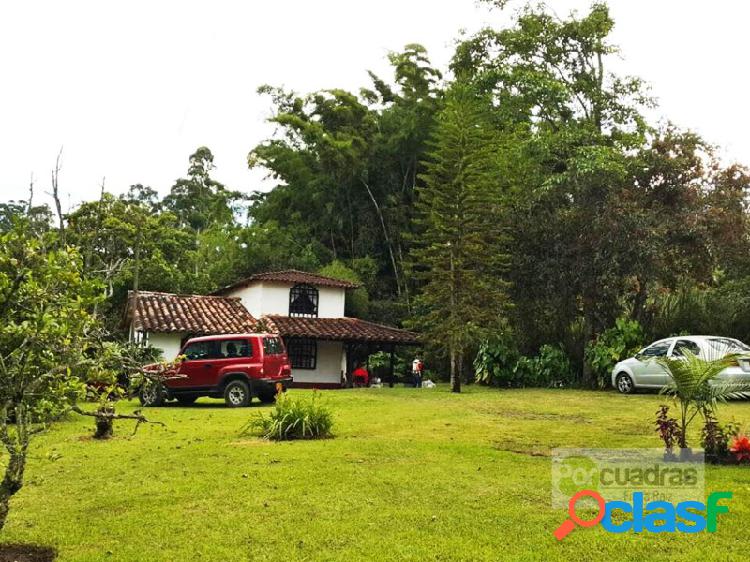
[412,357,424,388]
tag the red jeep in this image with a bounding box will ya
[139,333,293,407]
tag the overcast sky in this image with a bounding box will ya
[1,0,747,210]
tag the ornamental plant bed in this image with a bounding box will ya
[0,544,56,562]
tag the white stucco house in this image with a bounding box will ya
[125,270,418,388]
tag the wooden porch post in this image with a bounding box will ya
[388,345,395,388]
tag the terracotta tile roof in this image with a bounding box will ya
[127,291,257,335]
[213,269,360,294]
[261,315,419,345]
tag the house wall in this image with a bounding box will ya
[230,284,264,318]
[291,340,343,388]
[228,282,346,319]
[147,332,186,360]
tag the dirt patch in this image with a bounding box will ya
[0,544,56,562]
[492,440,551,457]
[228,439,273,447]
[478,407,590,424]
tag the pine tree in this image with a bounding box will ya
[410,82,510,393]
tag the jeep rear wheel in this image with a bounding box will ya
[224,380,251,407]
[139,381,165,407]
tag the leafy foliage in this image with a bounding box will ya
[657,347,750,448]
[0,222,102,529]
[584,318,644,387]
[244,393,333,441]
[654,405,681,455]
[700,412,737,463]
[474,339,573,388]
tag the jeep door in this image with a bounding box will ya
[262,336,288,378]
[174,339,221,388]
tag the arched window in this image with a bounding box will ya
[289,284,319,317]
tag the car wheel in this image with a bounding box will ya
[175,395,197,406]
[139,381,165,407]
[224,380,251,407]
[615,373,635,394]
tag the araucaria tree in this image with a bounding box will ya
[409,83,510,393]
[0,222,102,531]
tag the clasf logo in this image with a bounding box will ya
[554,489,732,540]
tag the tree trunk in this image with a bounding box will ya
[631,280,648,325]
[0,451,26,532]
[581,311,595,387]
[51,148,66,245]
[450,346,461,393]
[93,405,115,439]
[361,179,403,298]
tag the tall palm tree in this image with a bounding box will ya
[657,346,750,449]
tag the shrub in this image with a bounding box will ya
[655,405,681,455]
[243,392,333,441]
[585,318,644,388]
[701,413,730,462]
[474,339,573,387]
[474,335,519,386]
[532,345,574,387]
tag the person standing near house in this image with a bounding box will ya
[352,363,369,387]
[412,357,424,388]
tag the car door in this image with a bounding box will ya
[632,340,673,387]
[212,337,252,379]
[262,336,286,378]
[174,339,220,388]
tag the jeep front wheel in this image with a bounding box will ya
[139,381,165,407]
[224,380,251,407]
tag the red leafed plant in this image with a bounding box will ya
[729,435,750,463]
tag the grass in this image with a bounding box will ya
[2,386,750,561]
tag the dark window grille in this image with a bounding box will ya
[286,337,317,370]
[289,284,319,317]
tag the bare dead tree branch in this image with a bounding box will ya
[48,147,66,244]
[27,173,34,215]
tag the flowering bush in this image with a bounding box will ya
[729,435,750,463]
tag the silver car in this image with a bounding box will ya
[611,335,750,394]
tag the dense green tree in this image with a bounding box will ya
[409,83,510,392]
[0,222,102,530]
[248,45,443,303]
[164,147,246,232]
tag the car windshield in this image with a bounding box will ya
[706,337,750,353]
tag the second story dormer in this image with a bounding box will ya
[212,270,360,319]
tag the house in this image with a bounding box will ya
[125,270,418,388]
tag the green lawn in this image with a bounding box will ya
[2,386,749,561]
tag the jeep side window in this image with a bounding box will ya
[219,339,252,358]
[183,341,214,361]
[263,337,281,355]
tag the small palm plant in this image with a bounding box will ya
[657,345,750,449]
